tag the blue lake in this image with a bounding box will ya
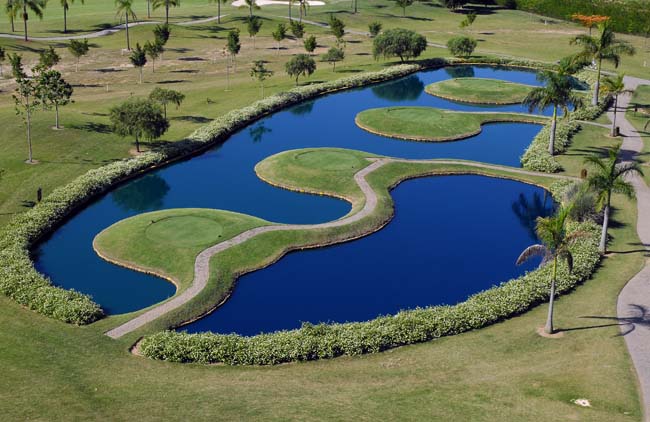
[34,65,553,320]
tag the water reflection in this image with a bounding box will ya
[289,101,315,116]
[511,191,555,242]
[249,123,272,143]
[371,75,424,101]
[111,174,171,212]
[445,66,476,79]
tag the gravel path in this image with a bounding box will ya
[614,76,650,421]
[104,157,570,339]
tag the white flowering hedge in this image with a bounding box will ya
[0,57,581,326]
[139,220,600,365]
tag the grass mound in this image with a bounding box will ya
[425,78,534,104]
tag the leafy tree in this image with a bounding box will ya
[328,14,345,41]
[459,11,476,29]
[226,29,241,71]
[68,38,89,72]
[15,0,47,42]
[250,60,273,97]
[242,0,259,18]
[37,46,60,70]
[584,144,643,253]
[446,36,477,57]
[35,69,73,129]
[601,74,631,137]
[368,21,382,38]
[285,53,315,85]
[272,23,287,54]
[5,0,19,32]
[571,22,635,105]
[393,0,413,17]
[517,205,583,334]
[246,15,262,48]
[12,57,39,163]
[8,52,24,78]
[522,70,582,155]
[129,43,147,83]
[372,28,427,62]
[152,0,180,24]
[208,0,225,24]
[148,87,185,118]
[144,40,163,72]
[109,98,169,153]
[290,20,305,39]
[303,34,317,54]
[321,46,344,71]
[153,23,171,46]
[0,46,5,78]
[441,0,468,10]
[115,0,137,51]
[60,0,84,34]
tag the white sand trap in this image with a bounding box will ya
[232,0,324,6]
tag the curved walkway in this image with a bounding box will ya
[0,14,225,41]
[614,76,650,421]
[104,157,570,339]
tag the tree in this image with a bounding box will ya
[601,74,631,137]
[368,21,382,38]
[393,0,413,17]
[517,205,582,334]
[304,34,316,55]
[459,11,476,29]
[153,23,171,46]
[352,0,357,14]
[37,45,60,70]
[584,144,643,253]
[250,60,273,97]
[152,0,180,24]
[571,14,610,36]
[290,20,305,39]
[288,0,293,21]
[571,22,635,106]
[242,0,258,18]
[8,52,24,79]
[297,0,308,22]
[226,29,241,71]
[328,14,345,42]
[15,0,47,42]
[0,46,5,78]
[129,43,147,83]
[208,0,225,24]
[446,36,477,58]
[35,69,73,129]
[372,28,427,62]
[272,23,287,54]
[109,98,169,153]
[60,0,84,34]
[246,16,262,48]
[115,0,137,51]
[522,70,583,155]
[144,40,163,72]
[68,38,89,72]
[11,57,39,163]
[285,53,315,85]
[149,87,184,118]
[321,46,344,71]
[5,0,19,32]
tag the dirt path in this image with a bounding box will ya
[614,76,650,421]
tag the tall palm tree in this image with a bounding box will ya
[15,0,46,42]
[517,205,582,334]
[115,0,136,51]
[208,0,224,24]
[523,70,583,155]
[601,74,631,137]
[152,0,180,24]
[5,0,19,32]
[571,22,635,106]
[243,0,258,18]
[288,0,292,21]
[298,0,308,21]
[60,0,83,33]
[584,144,644,253]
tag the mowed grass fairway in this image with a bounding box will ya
[425,77,534,104]
[355,106,547,141]
[626,85,650,185]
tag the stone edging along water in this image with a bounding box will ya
[0,56,595,326]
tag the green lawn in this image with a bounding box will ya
[625,85,650,186]
[355,106,547,141]
[425,77,534,104]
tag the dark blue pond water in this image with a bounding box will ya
[183,175,554,336]
[34,65,551,315]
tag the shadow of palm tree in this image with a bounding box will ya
[560,304,650,336]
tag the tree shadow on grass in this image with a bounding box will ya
[559,305,650,336]
[68,122,112,134]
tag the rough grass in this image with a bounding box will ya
[355,106,547,141]
[625,85,650,186]
[425,77,534,104]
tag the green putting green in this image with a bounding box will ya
[294,150,367,171]
[425,78,534,104]
[145,215,225,247]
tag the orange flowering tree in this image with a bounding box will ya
[571,14,610,35]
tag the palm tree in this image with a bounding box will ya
[60,0,83,33]
[208,0,224,24]
[517,205,582,334]
[571,22,635,106]
[601,74,631,137]
[584,144,644,253]
[115,0,136,51]
[152,0,180,24]
[5,0,19,32]
[523,70,583,155]
[298,0,308,22]
[15,0,46,42]
[288,0,292,21]
[243,0,258,18]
